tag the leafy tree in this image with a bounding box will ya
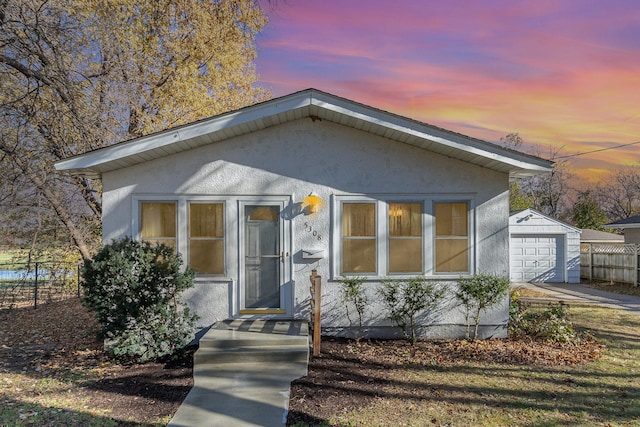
[509,181,534,211]
[500,132,524,149]
[82,237,197,362]
[0,0,269,258]
[455,274,510,340]
[571,190,608,230]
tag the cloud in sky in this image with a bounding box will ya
[256,0,640,183]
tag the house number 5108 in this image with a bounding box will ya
[304,222,322,240]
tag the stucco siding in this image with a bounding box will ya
[102,118,511,338]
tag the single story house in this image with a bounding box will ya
[606,216,640,244]
[580,229,624,245]
[509,209,581,284]
[56,89,552,339]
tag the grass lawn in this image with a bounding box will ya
[288,303,640,426]
[0,251,16,265]
[586,281,640,297]
[1,296,639,426]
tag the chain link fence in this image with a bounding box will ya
[0,261,82,310]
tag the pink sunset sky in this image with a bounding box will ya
[255,0,640,184]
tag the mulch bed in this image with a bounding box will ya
[0,298,194,425]
[0,299,605,426]
[286,336,605,426]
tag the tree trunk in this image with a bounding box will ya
[16,159,93,260]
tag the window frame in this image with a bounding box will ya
[432,200,471,275]
[340,200,378,275]
[138,200,178,248]
[332,194,474,280]
[387,201,424,275]
[188,201,226,276]
[133,196,229,278]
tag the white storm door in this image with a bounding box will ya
[240,202,288,313]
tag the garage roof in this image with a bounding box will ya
[55,88,553,179]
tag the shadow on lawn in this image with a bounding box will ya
[0,397,156,427]
[288,336,640,426]
[0,299,194,425]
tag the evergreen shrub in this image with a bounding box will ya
[82,237,197,362]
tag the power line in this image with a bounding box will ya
[556,140,640,159]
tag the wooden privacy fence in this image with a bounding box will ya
[580,243,640,286]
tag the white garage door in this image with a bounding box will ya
[510,234,564,283]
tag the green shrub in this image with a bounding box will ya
[339,276,368,342]
[456,274,510,340]
[82,237,197,363]
[378,277,444,345]
[509,291,577,342]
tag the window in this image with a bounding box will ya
[189,203,225,275]
[388,202,422,273]
[434,202,469,273]
[341,202,376,273]
[334,196,473,278]
[140,202,176,248]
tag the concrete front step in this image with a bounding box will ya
[195,345,309,365]
[199,334,309,349]
[195,319,309,366]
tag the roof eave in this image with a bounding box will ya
[55,88,554,179]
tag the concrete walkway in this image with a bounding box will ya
[513,282,640,313]
[168,320,309,427]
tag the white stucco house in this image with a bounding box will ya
[509,209,581,284]
[56,89,552,339]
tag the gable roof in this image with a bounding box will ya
[581,229,623,242]
[55,88,553,179]
[510,208,581,232]
[607,215,640,229]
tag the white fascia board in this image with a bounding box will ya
[607,223,640,229]
[55,88,552,176]
[310,95,552,173]
[55,93,314,173]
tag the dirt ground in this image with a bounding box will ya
[0,298,194,425]
[0,297,604,426]
[285,335,604,426]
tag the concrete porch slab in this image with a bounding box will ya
[168,320,309,427]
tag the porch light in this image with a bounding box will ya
[302,192,324,215]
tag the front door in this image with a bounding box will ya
[241,204,285,314]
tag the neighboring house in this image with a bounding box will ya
[580,229,624,245]
[509,209,581,284]
[606,216,640,244]
[55,89,552,339]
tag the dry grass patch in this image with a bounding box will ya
[288,304,640,427]
[584,281,640,297]
[0,299,193,426]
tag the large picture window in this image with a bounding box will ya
[335,196,472,278]
[341,202,376,273]
[388,202,422,273]
[189,203,225,275]
[140,202,176,248]
[434,202,469,273]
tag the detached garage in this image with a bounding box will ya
[509,209,581,283]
